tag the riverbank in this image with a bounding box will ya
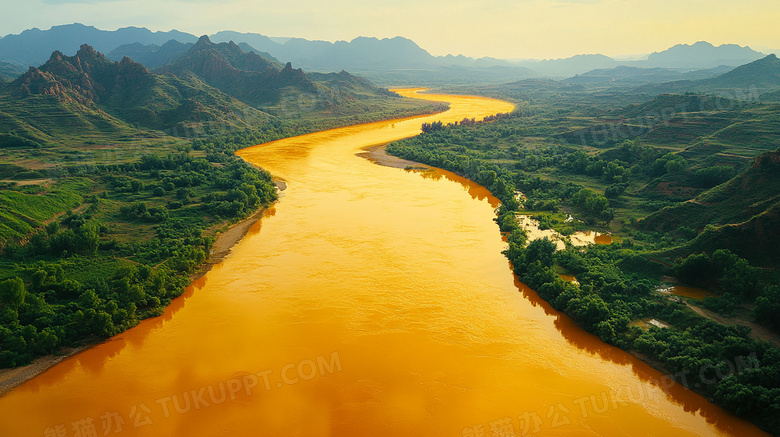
[0,345,90,397]
[0,183,286,398]
[356,144,430,170]
[190,182,284,281]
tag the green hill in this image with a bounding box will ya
[639,149,780,264]
[702,54,780,91]
[0,60,25,81]
[307,70,395,98]
[616,93,735,118]
[635,55,780,98]
[760,88,780,102]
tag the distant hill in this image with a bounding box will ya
[516,54,617,77]
[760,88,780,102]
[209,30,535,84]
[531,42,765,79]
[0,23,198,67]
[211,31,446,70]
[639,149,780,265]
[155,35,317,107]
[107,40,194,69]
[287,36,433,70]
[699,54,780,91]
[635,55,780,97]
[0,60,25,81]
[235,43,279,64]
[108,39,281,70]
[307,70,395,98]
[565,65,732,85]
[615,93,736,118]
[0,25,769,86]
[211,31,279,56]
[645,41,765,69]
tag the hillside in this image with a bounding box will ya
[635,55,780,97]
[761,88,780,102]
[700,54,780,91]
[639,149,780,264]
[615,93,737,118]
[0,61,25,81]
[565,65,732,85]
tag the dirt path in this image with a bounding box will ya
[684,301,780,348]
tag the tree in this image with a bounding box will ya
[0,277,26,310]
[754,286,780,329]
[664,155,688,174]
[525,238,557,268]
[605,183,627,198]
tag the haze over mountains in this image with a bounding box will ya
[0,24,772,84]
[633,54,780,98]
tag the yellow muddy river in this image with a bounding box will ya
[0,90,767,436]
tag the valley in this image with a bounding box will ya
[0,20,779,437]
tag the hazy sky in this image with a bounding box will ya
[2,0,779,59]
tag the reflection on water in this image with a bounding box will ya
[659,285,714,300]
[572,230,613,246]
[0,89,766,437]
[516,215,612,250]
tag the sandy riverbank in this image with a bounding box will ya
[356,144,430,170]
[0,181,286,398]
[0,345,91,397]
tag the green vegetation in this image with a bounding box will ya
[386,88,780,433]
[0,148,276,367]
[0,42,443,371]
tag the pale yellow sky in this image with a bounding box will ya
[4,0,780,59]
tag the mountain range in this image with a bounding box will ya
[154,36,314,108]
[1,43,262,145]
[564,65,735,86]
[0,23,197,67]
[0,24,771,83]
[107,39,281,70]
[0,37,408,148]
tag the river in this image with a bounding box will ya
[0,89,767,436]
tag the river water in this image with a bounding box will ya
[0,90,767,436]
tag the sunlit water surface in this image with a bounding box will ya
[0,90,767,437]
